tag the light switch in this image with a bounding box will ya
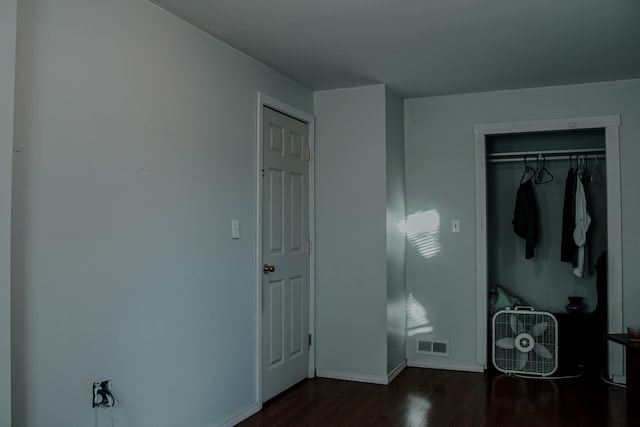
[451,219,461,233]
[231,219,240,239]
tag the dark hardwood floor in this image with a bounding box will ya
[238,368,639,426]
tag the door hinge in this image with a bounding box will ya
[308,333,312,348]
[305,146,312,161]
[305,240,312,254]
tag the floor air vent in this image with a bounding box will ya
[417,340,449,356]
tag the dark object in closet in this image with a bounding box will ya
[555,312,598,376]
[561,167,577,263]
[556,251,607,377]
[594,251,607,315]
[512,180,537,259]
[594,251,608,375]
[565,296,587,313]
[559,251,607,377]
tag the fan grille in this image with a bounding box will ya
[492,309,558,376]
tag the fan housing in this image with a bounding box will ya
[492,307,558,376]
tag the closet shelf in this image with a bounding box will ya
[487,147,605,164]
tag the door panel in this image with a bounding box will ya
[290,275,303,358]
[268,168,284,254]
[290,173,304,252]
[262,106,310,402]
[267,279,284,368]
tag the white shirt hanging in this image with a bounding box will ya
[573,172,591,277]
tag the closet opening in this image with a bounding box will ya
[486,129,607,378]
[474,115,623,383]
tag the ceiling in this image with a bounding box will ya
[150,0,640,98]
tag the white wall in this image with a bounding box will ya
[314,85,389,380]
[11,0,312,426]
[404,79,640,371]
[385,87,406,374]
[314,84,407,382]
[0,0,17,424]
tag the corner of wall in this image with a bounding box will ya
[384,87,407,374]
[314,84,390,378]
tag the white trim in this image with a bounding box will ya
[255,95,264,405]
[256,92,316,405]
[212,401,261,427]
[605,125,624,378]
[475,133,487,367]
[473,115,620,135]
[407,360,485,373]
[316,369,389,385]
[387,360,407,383]
[316,361,407,386]
[260,94,314,124]
[308,116,316,380]
[474,114,623,377]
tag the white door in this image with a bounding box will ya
[261,106,310,402]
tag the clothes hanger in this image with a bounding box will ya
[578,154,589,182]
[591,154,605,185]
[519,156,536,184]
[534,154,553,184]
[576,155,584,179]
[575,154,585,177]
[583,155,591,181]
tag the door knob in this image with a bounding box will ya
[263,264,276,274]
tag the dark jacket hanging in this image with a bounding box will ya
[560,167,576,263]
[512,180,537,259]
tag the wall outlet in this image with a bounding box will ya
[92,380,115,408]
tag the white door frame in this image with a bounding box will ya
[474,115,624,380]
[255,92,315,405]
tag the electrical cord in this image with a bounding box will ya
[510,371,627,387]
[601,375,626,388]
[94,408,115,427]
[512,372,584,380]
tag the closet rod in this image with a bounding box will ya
[487,148,605,164]
[488,154,606,164]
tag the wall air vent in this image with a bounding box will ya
[417,340,449,356]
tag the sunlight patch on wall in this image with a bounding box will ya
[399,209,441,259]
[407,293,433,337]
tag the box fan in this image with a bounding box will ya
[492,307,558,376]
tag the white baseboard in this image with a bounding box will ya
[387,360,407,383]
[407,359,484,373]
[316,369,388,385]
[213,401,261,427]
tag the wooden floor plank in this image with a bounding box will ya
[238,368,638,426]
